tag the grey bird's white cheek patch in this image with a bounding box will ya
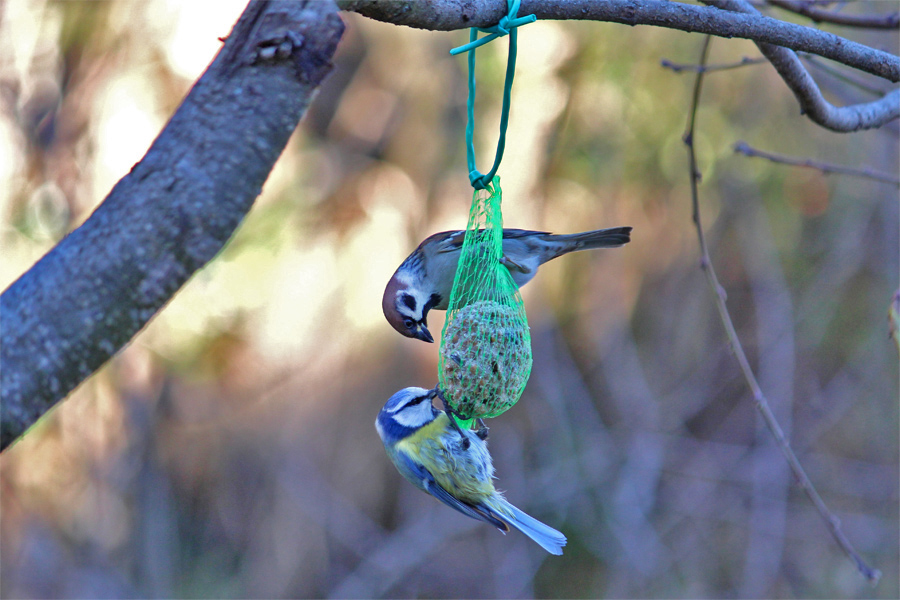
[393,272,432,321]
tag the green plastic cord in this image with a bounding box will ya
[437,2,536,426]
[449,0,536,190]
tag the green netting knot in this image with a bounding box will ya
[438,177,532,425]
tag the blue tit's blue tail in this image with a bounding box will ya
[488,499,567,555]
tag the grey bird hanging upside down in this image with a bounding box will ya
[382,226,632,342]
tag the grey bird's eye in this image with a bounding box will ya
[403,318,415,329]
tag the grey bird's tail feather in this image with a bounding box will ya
[491,501,567,555]
[546,226,632,257]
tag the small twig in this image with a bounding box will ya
[890,289,900,355]
[799,53,891,97]
[734,141,900,185]
[684,35,882,584]
[661,56,767,73]
[662,52,890,98]
[768,0,900,29]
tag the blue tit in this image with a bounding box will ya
[375,387,567,555]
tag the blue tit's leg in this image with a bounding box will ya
[500,255,531,274]
[432,387,471,450]
[475,419,489,440]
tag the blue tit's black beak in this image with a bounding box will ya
[414,322,434,343]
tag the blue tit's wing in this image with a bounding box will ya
[395,451,509,532]
[425,480,510,532]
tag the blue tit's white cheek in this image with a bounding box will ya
[393,400,435,429]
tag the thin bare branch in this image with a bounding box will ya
[734,141,900,185]
[683,36,882,584]
[703,0,900,132]
[664,50,896,99]
[890,289,900,355]
[337,0,900,82]
[768,0,900,29]
[661,56,767,73]
[800,53,892,97]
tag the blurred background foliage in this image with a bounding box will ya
[1,1,897,598]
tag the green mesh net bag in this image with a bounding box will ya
[438,177,532,424]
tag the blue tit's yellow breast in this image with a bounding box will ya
[394,415,450,463]
[395,413,495,503]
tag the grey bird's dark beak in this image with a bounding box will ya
[414,323,434,343]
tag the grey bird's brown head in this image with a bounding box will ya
[382,274,438,343]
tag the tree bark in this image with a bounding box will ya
[338,0,900,82]
[340,0,899,132]
[0,0,344,451]
[701,0,900,131]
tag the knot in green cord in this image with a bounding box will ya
[449,0,536,191]
[468,169,488,190]
[493,15,512,36]
[449,1,536,56]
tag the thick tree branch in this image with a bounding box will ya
[0,0,345,451]
[704,0,899,131]
[337,0,900,82]
[767,0,900,30]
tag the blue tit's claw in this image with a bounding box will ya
[434,387,471,446]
